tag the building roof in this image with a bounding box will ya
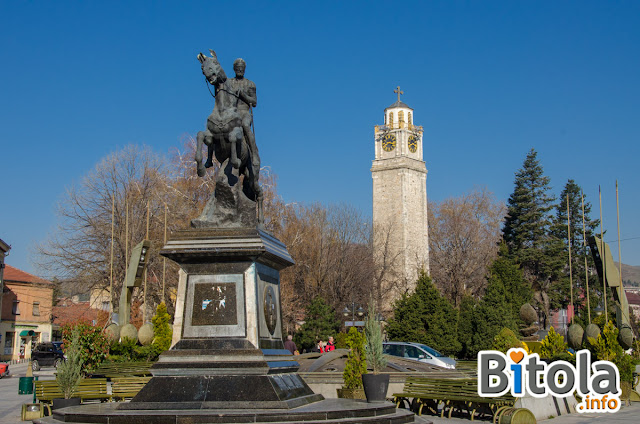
[626,291,640,305]
[0,238,10,253]
[3,264,53,285]
[52,301,99,327]
[385,100,413,110]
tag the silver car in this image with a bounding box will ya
[383,341,456,369]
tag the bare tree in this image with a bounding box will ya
[273,202,375,331]
[428,187,505,307]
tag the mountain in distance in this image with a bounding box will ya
[621,263,640,287]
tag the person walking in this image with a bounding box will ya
[284,335,297,355]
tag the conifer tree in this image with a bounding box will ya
[468,249,532,357]
[503,149,558,327]
[294,297,341,352]
[386,272,460,356]
[551,179,600,322]
[457,294,477,359]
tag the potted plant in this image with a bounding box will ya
[363,302,388,402]
[53,328,83,410]
[337,327,366,399]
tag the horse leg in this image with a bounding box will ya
[229,127,243,169]
[204,132,215,169]
[195,131,207,177]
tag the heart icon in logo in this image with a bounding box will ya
[510,351,525,364]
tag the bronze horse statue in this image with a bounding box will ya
[195,50,263,223]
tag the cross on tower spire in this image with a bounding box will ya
[394,86,404,102]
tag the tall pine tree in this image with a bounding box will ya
[551,179,600,322]
[503,149,559,327]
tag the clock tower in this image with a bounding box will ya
[371,87,429,310]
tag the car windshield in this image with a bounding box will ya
[415,344,444,357]
[52,342,63,350]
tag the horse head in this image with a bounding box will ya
[197,49,227,86]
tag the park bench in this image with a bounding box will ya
[89,361,153,378]
[111,376,152,401]
[392,376,514,421]
[34,378,111,415]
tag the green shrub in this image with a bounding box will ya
[56,328,83,398]
[540,327,568,359]
[108,337,161,362]
[492,327,524,353]
[343,327,366,389]
[588,321,635,384]
[335,332,348,349]
[152,302,173,353]
[62,323,110,373]
[364,303,386,374]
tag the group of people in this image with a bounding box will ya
[283,335,336,355]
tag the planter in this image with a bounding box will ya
[52,398,81,410]
[336,388,366,400]
[362,373,389,403]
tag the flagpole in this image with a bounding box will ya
[599,186,607,320]
[567,194,573,322]
[581,190,590,323]
[616,181,623,288]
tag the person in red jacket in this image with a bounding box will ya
[325,336,336,352]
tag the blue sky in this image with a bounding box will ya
[1,1,639,274]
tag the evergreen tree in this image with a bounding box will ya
[471,270,514,354]
[551,179,600,322]
[503,149,558,326]
[152,302,173,353]
[294,297,341,352]
[386,272,460,356]
[468,250,532,357]
[457,294,477,359]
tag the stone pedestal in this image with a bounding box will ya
[34,227,422,424]
[125,227,323,409]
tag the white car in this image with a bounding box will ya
[383,341,456,369]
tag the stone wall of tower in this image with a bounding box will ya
[372,102,429,314]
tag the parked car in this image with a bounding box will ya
[382,341,456,369]
[31,342,65,371]
[0,362,9,378]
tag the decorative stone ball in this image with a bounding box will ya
[584,323,601,344]
[138,323,154,346]
[520,303,537,325]
[619,325,634,350]
[104,324,120,342]
[567,323,584,349]
[120,323,138,342]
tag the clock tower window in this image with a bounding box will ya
[398,111,405,128]
[388,112,394,127]
[408,112,412,127]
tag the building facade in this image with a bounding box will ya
[0,238,10,319]
[372,89,429,310]
[1,265,54,360]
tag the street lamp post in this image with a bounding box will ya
[343,303,365,328]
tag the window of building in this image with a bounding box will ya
[33,302,40,316]
[408,112,413,126]
[4,332,14,355]
[12,300,20,315]
[388,112,394,126]
[398,111,405,123]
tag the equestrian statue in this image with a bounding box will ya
[192,50,264,227]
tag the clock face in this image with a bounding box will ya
[408,135,418,153]
[382,133,397,152]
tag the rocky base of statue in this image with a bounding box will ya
[191,158,257,228]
